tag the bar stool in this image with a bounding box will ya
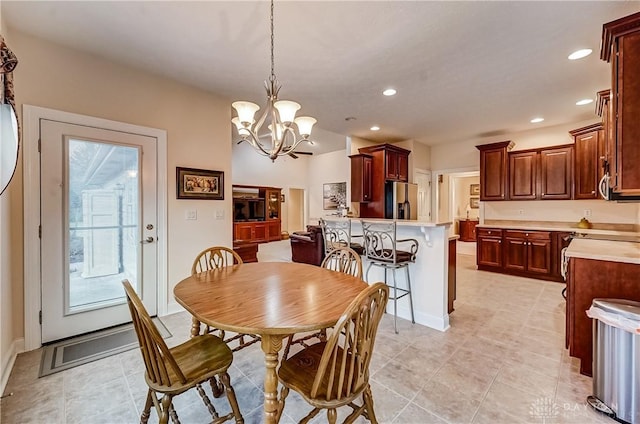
[319,218,364,255]
[360,220,418,333]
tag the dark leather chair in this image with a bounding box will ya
[290,225,325,266]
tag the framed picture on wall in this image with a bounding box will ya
[470,184,480,195]
[323,182,346,210]
[470,197,480,208]
[176,167,224,200]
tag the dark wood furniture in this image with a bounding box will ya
[356,144,411,218]
[566,257,640,376]
[509,150,538,200]
[232,242,258,263]
[601,12,640,199]
[476,141,513,201]
[349,153,373,202]
[540,145,573,200]
[458,219,479,242]
[232,185,281,243]
[123,280,243,424]
[477,227,566,282]
[476,228,503,268]
[570,123,605,200]
[448,238,457,314]
[173,262,368,423]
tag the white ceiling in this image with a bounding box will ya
[4,1,640,154]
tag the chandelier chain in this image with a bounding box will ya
[269,0,275,82]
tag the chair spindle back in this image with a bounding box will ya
[191,246,243,275]
[320,247,363,279]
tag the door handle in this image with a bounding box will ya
[141,236,155,244]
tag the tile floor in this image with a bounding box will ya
[0,240,613,424]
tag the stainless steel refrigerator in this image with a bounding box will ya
[385,181,418,220]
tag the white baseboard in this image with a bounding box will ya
[390,305,450,332]
[1,338,25,394]
[164,302,186,316]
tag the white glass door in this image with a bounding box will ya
[40,119,158,343]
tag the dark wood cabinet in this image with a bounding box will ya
[234,221,268,243]
[476,228,503,268]
[601,12,640,198]
[540,145,573,200]
[349,154,373,202]
[477,141,513,201]
[509,151,537,200]
[233,185,281,243]
[503,230,552,275]
[571,124,604,199]
[566,256,640,376]
[506,145,573,201]
[459,220,478,242]
[477,226,562,282]
[358,144,411,218]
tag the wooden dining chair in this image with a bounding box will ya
[320,246,363,279]
[122,280,244,424]
[191,246,260,352]
[282,247,364,359]
[277,282,389,424]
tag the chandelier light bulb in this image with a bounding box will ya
[294,116,317,137]
[274,100,301,124]
[232,101,260,124]
[232,117,250,136]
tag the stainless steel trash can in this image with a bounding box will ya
[588,298,640,424]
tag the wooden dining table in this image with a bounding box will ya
[173,261,368,423]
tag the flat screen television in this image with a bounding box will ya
[233,198,265,221]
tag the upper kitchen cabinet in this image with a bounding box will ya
[509,150,538,200]
[349,153,373,202]
[359,144,411,182]
[539,145,573,200]
[477,141,514,201]
[570,123,605,200]
[601,12,640,198]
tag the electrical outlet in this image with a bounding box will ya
[517,209,525,215]
[185,210,197,220]
[583,209,592,217]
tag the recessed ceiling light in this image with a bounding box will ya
[530,117,544,123]
[568,49,592,60]
[576,98,594,106]
[345,116,357,121]
[383,88,397,96]
[370,126,380,131]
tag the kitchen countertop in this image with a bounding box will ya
[477,220,640,237]
[322,217,452,228]
[565,238,640,265]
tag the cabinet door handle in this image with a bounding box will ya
[591,190,596,194]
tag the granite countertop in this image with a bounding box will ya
[477,220,640,237]
[322,217,452,228]
[565,238,640,265]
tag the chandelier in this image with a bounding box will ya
[231,0,316,161]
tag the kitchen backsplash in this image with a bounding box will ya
[483,199,639,227]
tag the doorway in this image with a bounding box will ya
[287,188,305,233]
[23,106,167,349]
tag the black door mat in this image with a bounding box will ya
[39,318,171,377]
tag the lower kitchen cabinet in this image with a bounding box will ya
[477,228,503,268]
[477,227,561,282]
[566,257,640,376]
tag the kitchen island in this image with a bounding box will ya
[564,237,640,376]
[324,218,453,331]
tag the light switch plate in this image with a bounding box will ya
[215,209,224,220]
[185,210,197,220]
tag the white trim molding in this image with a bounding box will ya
[1,338,24,393]
[22,105,168,351]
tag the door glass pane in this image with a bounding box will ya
[67,138,140,313]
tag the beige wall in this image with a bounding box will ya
[7,29,236,348]
[430,119,597,171]
[454,176,480,221]
[484,199,639,225]
[308,149,350,222]
[287,188,304,233]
